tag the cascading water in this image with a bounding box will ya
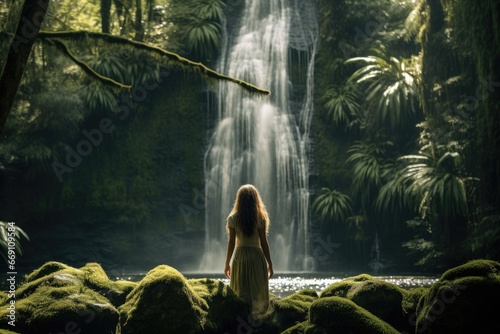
[200,0,318,273]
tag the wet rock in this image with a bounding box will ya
[188,278,249,333]
[308,296,400,334]
[119,264,208,334]
[320,273,406,330]
[272,288,318,331]
[0,261,124,334]
[415,259,500,333]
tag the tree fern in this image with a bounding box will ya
[346,141,387,208]
[322,82,361,129]
[345,49,420,132]
[312,188,354,224]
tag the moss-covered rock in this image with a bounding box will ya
[400,287,428,333]
[440,258,500,281]
[0,261,121,334]
[18,261,136,307]
[320,274,406,330]
[187,278,249,333]
[272,289,318,331]
[308,296,400,334]
[415,259,500,333]
[320,273,374,297]
[119,264,208,334]
[281,321,308,334]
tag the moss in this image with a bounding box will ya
[281,321,308,334]
[119,264,208,334]
[16,261,136,307]
[320,273,375,298]
[0,276,119,334]
[272,289,319,331]
[16,266,86,299]
[320,274,406,331]
[415,260,500,333]
[0,290,8,305]
[347,280,406,328]
[440,259,500,281]
[400,287,428,333]
[187,278,249,333]
[23,261,71,282]
[80,262,137,306]
[308,296,400,334]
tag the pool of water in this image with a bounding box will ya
[114,272,439,298]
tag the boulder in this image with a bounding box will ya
[119,264,208,334]
[187,278,249,333]
[272,289,318,331]
[415,259,500,333]
[308,296,400,334]
[320,273,406,330]
[0,261,122,334]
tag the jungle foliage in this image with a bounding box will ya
[0,0,264,268]
[0,0,498,273]
[312,0,500,271]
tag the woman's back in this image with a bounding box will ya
[227,213,262,248]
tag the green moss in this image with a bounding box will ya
[0,290,8,305]
[119,264,208,334]
[0,330,21,334]
[320,274,406,330]
[309,296,400,334]
[400,286,428,333]
[281,320,308,334]
[440,259,500,281]
[415,260,500,333]
[23,261,71,282]
[80,262,137,306]
[187,278,249,333]
[16,265,85,300]
[0,268,119,334]
[272,289,319,331]
[320,273,375,298]
[402,287,427,310]
[16,261,136,307]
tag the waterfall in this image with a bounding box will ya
[200,0,318,273]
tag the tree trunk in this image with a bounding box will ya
[134,0,144,41]
[147,0,155,22]
[100,0,112,33]
[0,0,50,134]
[420,0,445,118]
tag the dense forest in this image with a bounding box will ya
[0,0,499,275]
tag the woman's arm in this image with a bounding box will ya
[258,228,274,278]
[224,227,236,278]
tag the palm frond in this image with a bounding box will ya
[0,221,29,263]
[312,188,354,224]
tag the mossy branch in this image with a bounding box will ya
[46,38,132,91]
[38,30,271,96]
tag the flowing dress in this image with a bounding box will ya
[227,213,269,314]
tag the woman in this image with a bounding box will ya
[224,184,273,314]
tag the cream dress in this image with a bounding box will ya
[227,213,269,314]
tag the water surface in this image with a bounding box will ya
[115,272,439,298]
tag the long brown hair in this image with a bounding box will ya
[229,184,269,237]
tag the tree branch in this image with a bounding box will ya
[46,38,132,90]
[38,30,272,96]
